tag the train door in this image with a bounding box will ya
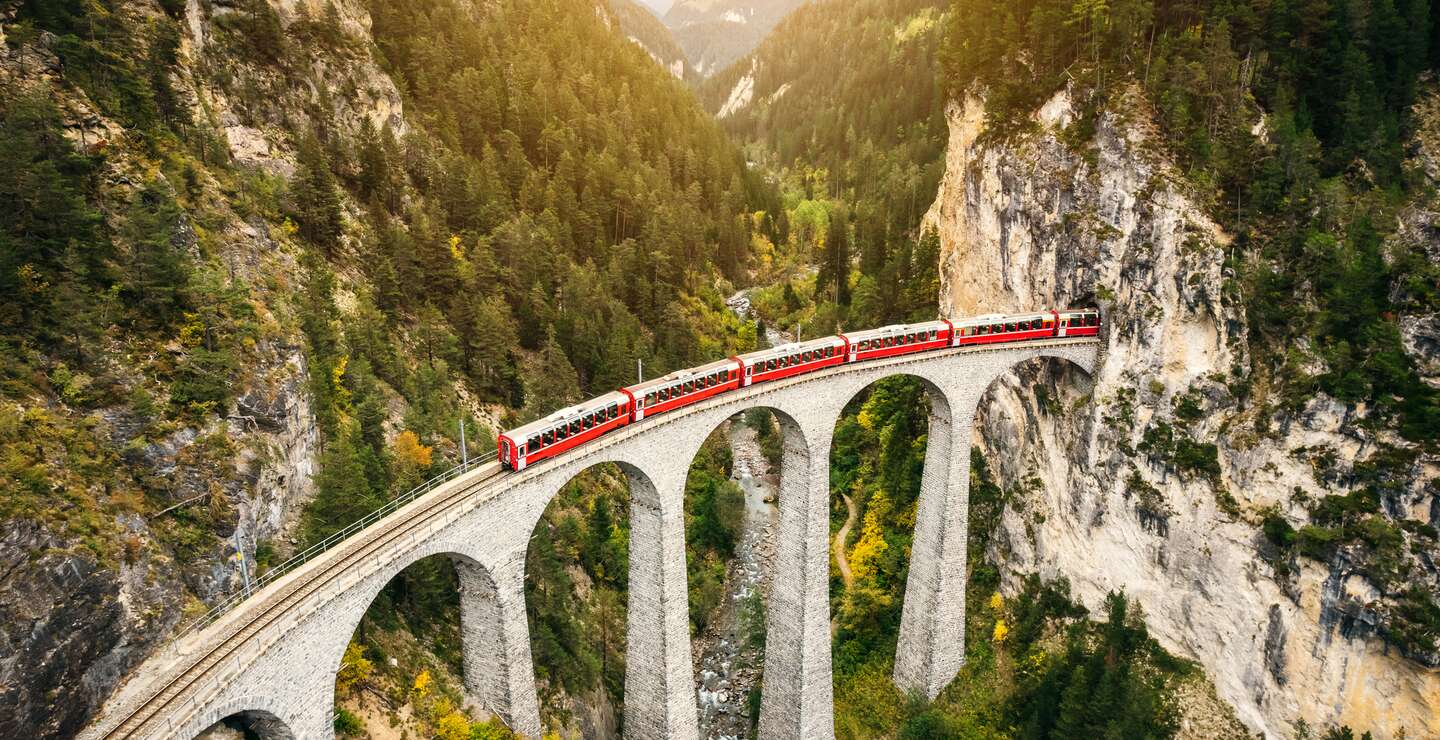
[515,441,527,472]
[1058,316,1068,337]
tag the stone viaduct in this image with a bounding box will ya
[83,338,1099,740]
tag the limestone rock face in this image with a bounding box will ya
[0,520,181,738]
[926,89,1440,738]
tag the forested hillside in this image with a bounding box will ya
[700,0,949,333]
[0,0,771,735]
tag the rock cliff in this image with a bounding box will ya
[0,0,408,730]
[926,88,1440,737]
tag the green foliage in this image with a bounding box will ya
[524,467,630,721]
[830,377,931,676]
[0,86,109,356]
[1008,589,1181,739]
[702,0,948,326]
[685,428,745,633]
[364,0,766,395]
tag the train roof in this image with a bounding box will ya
[952,311,1052,325]
[502,390,630,440]
[737,335,846,364]
[841,320,950,340]
[625,356,742,395]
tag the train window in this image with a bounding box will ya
[906,333,915,343]
[583,415,593,430]
[682,381,692,393]
[1089,314,1099,326]
[800,351,810,362]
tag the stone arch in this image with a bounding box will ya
[681,404,812,735]
[970,347,1099,458]
[521,457,657,737]
[188,700,295,740]
[890,345,1097,701]
[822,372,954,719]
[330,541,535,736]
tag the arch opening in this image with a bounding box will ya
[826,373,948,735]
[194,710,294,740]
[684,406,796,737]
[332,551,516,738]
[524,461,636,737]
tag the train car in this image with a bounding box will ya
[952,311,1056,346]
[842,320,953,363]
[624,357,743,422]
[736,335,848,387]
[498,390,631,471]
[1056,308,1101,337]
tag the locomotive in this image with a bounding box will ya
[498,309,1100,471]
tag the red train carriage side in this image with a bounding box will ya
[735,335,848,387]
[1057,308,1101,337]
[498,390,630,471]
[624,357,743,422]
[952,312,1055,346]
[841,320,952,363]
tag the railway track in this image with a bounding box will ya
[101,462,506,739]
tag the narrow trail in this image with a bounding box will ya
[833,493,858,589]
[830,493,859,635]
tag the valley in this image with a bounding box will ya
[0,0,1437,737]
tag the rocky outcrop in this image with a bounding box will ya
[926,88,1440,737]
[0,520,180,738]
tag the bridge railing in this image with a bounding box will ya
[177,451,498,640]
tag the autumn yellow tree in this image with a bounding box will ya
[335,641,373,695]
[392,429,433,488]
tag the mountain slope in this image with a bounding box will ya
[0,0,767,735]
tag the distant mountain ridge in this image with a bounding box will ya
[661,0,810,78]
[609,0,690,80]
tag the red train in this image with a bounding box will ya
[498,309,1099,471]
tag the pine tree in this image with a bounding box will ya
[121,183,189,328]
[523,327,580,420]
[291,136,345,250]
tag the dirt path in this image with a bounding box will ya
[833,493,858,589]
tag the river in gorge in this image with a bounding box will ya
[692,418,780,738]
